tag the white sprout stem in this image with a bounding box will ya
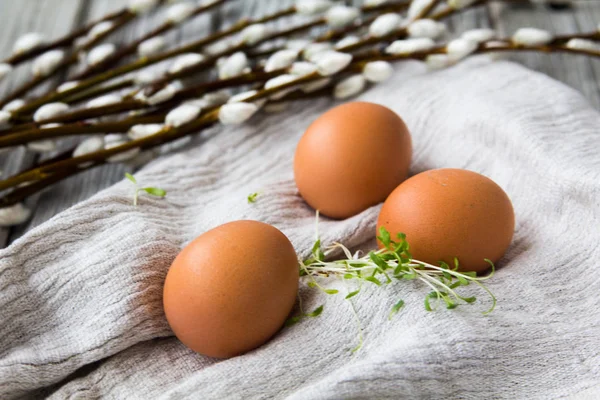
[133,186,139,206]
[415,268,465,299]
[418,276,443,308]
[408,260,494,281]
[471,280,497,314]
[300,261,333,292]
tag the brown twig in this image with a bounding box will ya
[13,6,298,116]
[3,31,600,205]
[0,71,322,195]
[144,18,325,96]
[3,0,599,208]
[71,0,229,81]
[411,0,443,21]
[0,0,496,132]
[3,66,282,136]
[12,0,408,116]
[0,12,136,109]
[0,8,131,67]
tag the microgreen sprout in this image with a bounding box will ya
[290,214,498,352]
[389,299,405,320]
[286,290,324,327]
[285,304,324,327]
[247,192,259,203]
[125,172,167,206]
[301,226,496,315]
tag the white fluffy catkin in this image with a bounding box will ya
[13,32,45,55]
[32,50,65,77]
[369,13,402,38]
[362,61,393,83]
[138,36,166,57]
[165,104,201,127]
[334,74,366,99]
[218,102,259,125]
[218,52,248,79]
[33,103,69,122]
[315,51,352,76]
[128,124,164,140]
[512,28,553,46]
[264,50,298,72]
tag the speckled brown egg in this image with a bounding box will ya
[294,102,412,219]
[377,168,515,272]
[163,220,299,358]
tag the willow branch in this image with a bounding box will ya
[13,0,407,114]
[0,8,131,67]
[4,29,600,204]
[0,0,514,131]
[0,12,136,108]
[0,71,322,195]
[71,0,229,81]
[13,6,297,116]
[143,0,479,95]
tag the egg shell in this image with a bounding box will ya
[377,168,515,272]
[294,102,412,219]
[163,220,299,358]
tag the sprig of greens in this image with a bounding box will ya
[302,226,496,315]
[285,305,324,327]
[290,218,498,352]
[247,192,259,203]
[125,173,167,206]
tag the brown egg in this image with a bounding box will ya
[163,220,299,358]
[294,101,412,219]
[377,169,515,272]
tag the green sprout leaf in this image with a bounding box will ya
[247,192,259,203]
[377,226,391,248]
[389,299,405,320]
[142,187,167,197]
[424,292,440,312]
[125,173,137,184]
[324,289,339,295]
[345,290,360,299]
[369,252,389,272]
[365,276,382,286]
[401,271,417,280]
[311,239,321,256]
[285,305,324,327]
[456,275,469,285]
[125,173,167,205]
[285,316,302,327]
[311,239,325,262]
[306,305,324,317]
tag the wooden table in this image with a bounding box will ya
[0,0,598,247]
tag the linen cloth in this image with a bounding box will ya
[1,58,599,399]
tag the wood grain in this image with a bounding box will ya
[0,0,598,246]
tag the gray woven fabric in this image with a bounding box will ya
[1,58,599,399]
